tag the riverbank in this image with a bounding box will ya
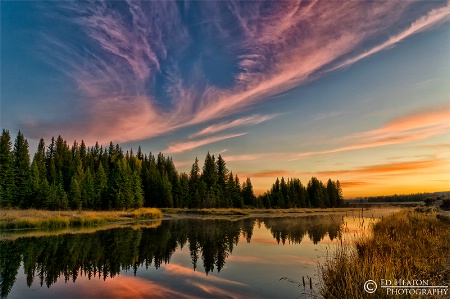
[161,207,364,217]
[0,208,162,230]
[0,207,394,231]
[320,208,450,298]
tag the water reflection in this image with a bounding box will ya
[0,216,344,298]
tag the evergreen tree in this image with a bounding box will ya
[46,137,56,184]
[164,157,180,207]
[69,176,82,210]
[94,164,107,210]
[233,175,243,208]
[280,177,289,208]
[37,178,50,209]
[161,171,173,208]
[131,171,144,208]
[0,129,15,207]
[216,155,228,208]
[202,152,217,189]
[29,162,41,208]
[225,172,235,208]
[33,138,46,183]
[13,131,31,208]
[189,157,201,208]
[336,180,344,207]
[327,179,337,208]
[80,140,87,166]
[137,146,143,160]
[56,183,68,210]
[108,159,133,210]
[242,178,256,207]
[178,173,190,208]
[81,167,95,209]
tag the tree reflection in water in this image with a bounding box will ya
[0,216,342,298]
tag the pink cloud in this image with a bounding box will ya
[28,2,449,146]
[331,2,450,71]
[317,159,444,177]
[292,106,450,158]
[165,133,247,154]
[190,114,277,138]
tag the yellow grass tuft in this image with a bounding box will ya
[0,208,163,230]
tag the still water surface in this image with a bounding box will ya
[1,210,396,298]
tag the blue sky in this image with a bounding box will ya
[1,1,449,197]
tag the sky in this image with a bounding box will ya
[1,1,449,198]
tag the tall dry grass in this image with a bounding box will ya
[0,208,162,230]
[320,209,450,298]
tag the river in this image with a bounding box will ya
[1,209,399,298]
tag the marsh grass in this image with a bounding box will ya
[0,208,162,230]
[320,209,450,299]
[161,207,361,216]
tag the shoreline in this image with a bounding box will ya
[0,206,401,235]
[0,208,163,230]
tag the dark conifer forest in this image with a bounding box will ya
[0,129,344,210]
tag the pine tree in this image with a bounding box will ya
[233,175,243,208]
[81,167,95,209]
[108,159,133,210]
[202,152,217,189]
[161,171,173,208]
[46,137,56,184]
[280,177,289,208]
[37,178,50,209]
[327,179,337,208]
[242,178,256,207]
[189,157,200,208]
[164,157,180,207]
[216,155,228,208]
[131,171,144,208]
[336,180,344,207]
[94,164,107,210]
[225,172,235,208]
[33,138,47,183]
[178,173,190,208]
[56,183,68,210]
[0,129,15,207]
[69,176,82,210]
[13,131,31,208]
[29,162,41,208]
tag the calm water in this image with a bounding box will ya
[1,210,395,298]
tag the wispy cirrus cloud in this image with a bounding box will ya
[330,2,450,71]
[238,170,296,178]
[292,106,450,159]
[190,114,277,138]
[317,159,443,177]
[24,1,450,146]
[165,133,247,154]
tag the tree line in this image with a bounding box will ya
[0,129,343,210]
[366,192,441,203]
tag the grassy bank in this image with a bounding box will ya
[161,207,362,216]
[320,208,450,298]
[0,208,162,230]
